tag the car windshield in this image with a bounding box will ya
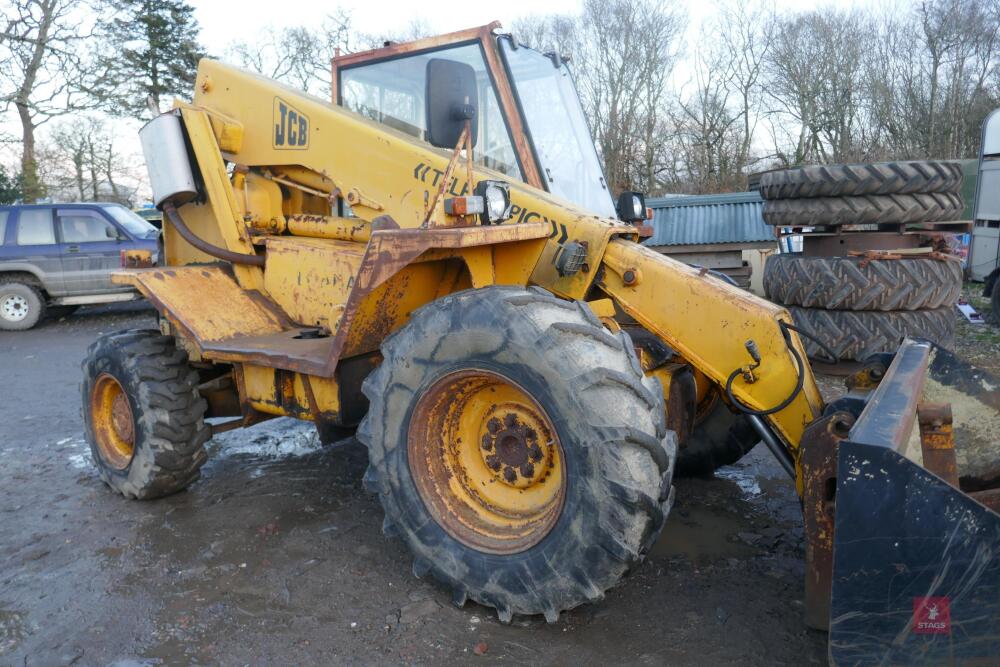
[104,204,159,238]
[499,37,616,218]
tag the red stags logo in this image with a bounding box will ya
[913,597,951,635]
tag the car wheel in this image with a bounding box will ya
[0,280,45,331]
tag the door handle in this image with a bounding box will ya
[67,245,80,253]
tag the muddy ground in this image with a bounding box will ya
[4,297,991,666]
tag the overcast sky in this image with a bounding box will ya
[2,0,890,201]
[189,0,879,48]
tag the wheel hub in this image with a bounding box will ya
[481,411,549,488]
[89,373,136,470]
[1,295,29,322]
[408,369,565,554]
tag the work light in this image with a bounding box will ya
[474,180,513,225]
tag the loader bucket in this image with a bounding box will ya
[799,339,1000,664]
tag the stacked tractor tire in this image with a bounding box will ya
[760,161,966,362]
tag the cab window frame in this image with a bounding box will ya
[336,38,527,183]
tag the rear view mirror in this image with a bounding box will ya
[425,59,478,149]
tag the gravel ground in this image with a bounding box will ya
[3,293,995,666]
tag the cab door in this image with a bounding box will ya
[56,208,126,294]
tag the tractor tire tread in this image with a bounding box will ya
[760,160,963,199]
[762,192,963,227]
[786,307,956,361]
[82,329,209,499]
[358,286,675,622]
[764,254,962,310]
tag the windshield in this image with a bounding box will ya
[104,204,158,238]
[340,43,522,179]
[499,38,616,218]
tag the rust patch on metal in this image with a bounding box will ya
[407,368,565,554]
[800,411,854,631]
[917,403,960,488]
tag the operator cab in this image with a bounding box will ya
[332,22,618,219]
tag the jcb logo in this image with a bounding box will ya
[273,97,309,149]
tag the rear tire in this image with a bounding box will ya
[760,161,963,199]
[359,286,674,623]
[786,306,956,361]
[82,329,210,499]
[762,192,963,227]
[0,280,45,330]
[763,254,962,311]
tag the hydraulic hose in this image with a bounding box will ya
[724,320,838,418]
[162,200,265,267]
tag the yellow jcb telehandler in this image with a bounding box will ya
[81,23,1000,663]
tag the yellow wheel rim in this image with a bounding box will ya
[90,373,135,470]
[408,369,566,554]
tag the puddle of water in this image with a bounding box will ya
[651,506,756,560]
[0,610,25,656]
[714,467,762,498]
[68,452,92,469]
[211,419,322,460]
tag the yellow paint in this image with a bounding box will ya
[599,239,824,488]
[114,266,284,345]
[407,369,565,553]
[242,364,342,419]
[173,106,264,291]
[286,215,372,242]
[89,373,135,470]
[263,237,365,331]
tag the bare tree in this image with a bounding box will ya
[670,48,746,193]
[41,116,140,205]
[715,0,776,174]
[227,10,353,98]
[226,12,434,98]
[765,9,873,164]
[0,0,109,202]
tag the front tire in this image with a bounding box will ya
[82,330,210,499]
[359,286,675,623]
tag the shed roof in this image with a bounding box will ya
[644,191,775,247]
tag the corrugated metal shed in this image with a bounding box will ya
[644,192,774,247]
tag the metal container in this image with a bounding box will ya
[139,112,197,207]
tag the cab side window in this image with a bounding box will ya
[16,209,56,245]
[58,213,120,243]
[340,43,523,179]
[0,210,8,243]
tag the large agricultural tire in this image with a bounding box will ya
[786,306,956,361]
[0,279,45,330]
[762,192,963,227]
[358,286,675,623]
[764,254,962,311]
[675,397,759,477]
[760,161,963,200]
[82,329,210,499]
